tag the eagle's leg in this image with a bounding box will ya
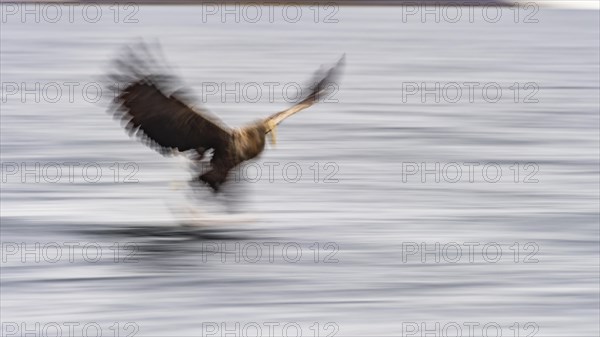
[193,147,206,161]
[199,169,229,192]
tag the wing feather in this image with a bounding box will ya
[265,55,345,130]
[108,43,231,156]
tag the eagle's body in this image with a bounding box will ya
[201,123,268,190]
[108,43,343,191]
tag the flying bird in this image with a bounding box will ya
[108,43,344,192]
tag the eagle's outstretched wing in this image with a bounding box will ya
[264,55,345,130]
[108,43,231,157]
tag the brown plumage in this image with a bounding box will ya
[108,43,344,191]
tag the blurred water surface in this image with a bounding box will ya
[1,6,599,337]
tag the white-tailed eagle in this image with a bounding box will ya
[108,43,344,191]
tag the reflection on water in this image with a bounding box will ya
[1,6,599,337]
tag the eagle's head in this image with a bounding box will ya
[233,122,269,161]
